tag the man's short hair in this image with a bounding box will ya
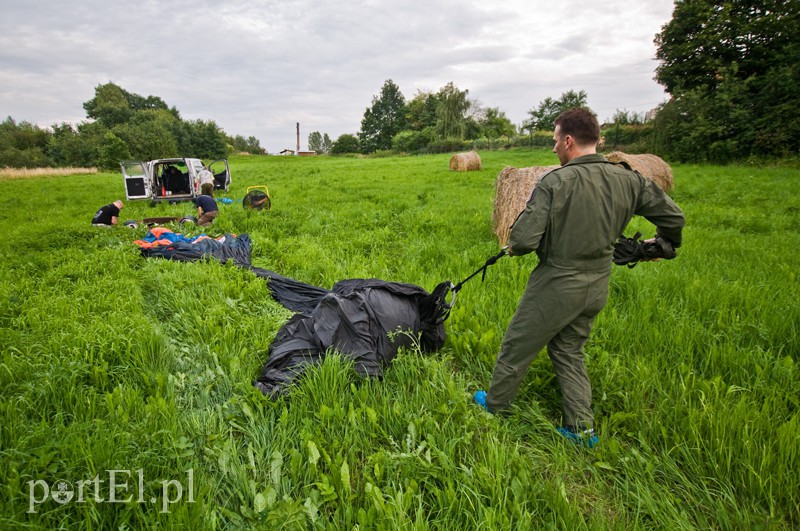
[555,108,600,146]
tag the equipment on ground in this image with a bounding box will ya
[243,186,271,210]
[122,215,197,229]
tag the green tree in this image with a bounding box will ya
[358,79,407,153]
[308,131,323,154]
[653,0,800,161]
[481,107,516,148]
[184,119,228,159]
[435,82,470,140]
[331,134,360,155]
[526,90,588,132]
[0,117,52,168]
[98,132,130,170]
[83,83,133,128]
[227,134,266,155]
[405,90,439,131]
[610,109,644,125]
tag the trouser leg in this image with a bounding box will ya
[547,319,596,429]
[198,211,218,226]
[546,274,608,428]
[486,267,581,411]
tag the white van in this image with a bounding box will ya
[120,157,231,202]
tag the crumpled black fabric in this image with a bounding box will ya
[253,278,447,398]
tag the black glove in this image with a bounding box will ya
[613,232,676,268]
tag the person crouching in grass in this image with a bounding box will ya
[194,189,218,226]
[91,200,124,226]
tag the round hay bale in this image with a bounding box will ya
[449,151,483,171]
[605,151,674,192]
[492,165,559,245]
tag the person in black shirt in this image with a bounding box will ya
[193,192,218,226]
[91,200,124,226]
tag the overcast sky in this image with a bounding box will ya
[1,0,675,153]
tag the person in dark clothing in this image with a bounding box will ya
[194,192,218,226]
[473,108,685,448]
[91,200,124,226]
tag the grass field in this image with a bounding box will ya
[1,150,798,529]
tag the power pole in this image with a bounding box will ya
[296,122,300,156]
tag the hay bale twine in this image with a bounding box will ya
[492,165,559,245]
[605,151,674,192]
[449,151,483,171]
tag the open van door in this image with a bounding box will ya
[208,159,231,192]
[121,161,151,200]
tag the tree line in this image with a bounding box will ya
[0,82,265,169]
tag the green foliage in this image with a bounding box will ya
[601,123,654,153]
[653,0,800,162]
[307,131,331,155]
[525,90,588,132]
[0,153,799,528]
[228,134,266,155]
[331,134,360,155]
[0,117,52,168]
[610,109,643,125]
[480,107,517,148]
[391,128,436,153]
[83,83,134,128]
[358,80,407,153]
[404,90,439,131]
[435,82,470,140]
[308,131,322,154]
[98,132,130,170]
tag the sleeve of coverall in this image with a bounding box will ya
[508,182,552,256]
[635,180,686,248]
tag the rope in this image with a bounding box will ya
[452,248,507,293]
[431,248,508,322]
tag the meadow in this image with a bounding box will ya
[0,150,798,529]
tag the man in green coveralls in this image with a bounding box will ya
[474,108,685,447]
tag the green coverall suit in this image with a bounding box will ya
[485,153,685,428]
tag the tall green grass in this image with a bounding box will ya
[0,151,798,529]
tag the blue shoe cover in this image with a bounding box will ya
[473,390,492,413]
[557,426,599,448]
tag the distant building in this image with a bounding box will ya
[278,149,295,156]
[298,151,316,157]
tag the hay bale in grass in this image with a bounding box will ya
[606,151,674,192]
[492,165,559,245]
[449,151,483,171]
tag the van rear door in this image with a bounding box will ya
[120,161,151,200]
[208,159,231,191]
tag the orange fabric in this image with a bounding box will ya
[149,227,174,238]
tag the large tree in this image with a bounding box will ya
[525,90,588,132]
[481,107,516,148]
[653,0,800,161]
[435,82,470,140]
[358,79,407,153]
